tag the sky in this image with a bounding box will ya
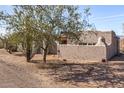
[87,5,124,36]
[0,5,124,36]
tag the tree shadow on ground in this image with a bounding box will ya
[32,59,124,87]
[30,60,42,63]
[55,63,124,87]
[27,53,124,87]
[12,52,25,57]
[110,53,124,61]
[14,53,25,56]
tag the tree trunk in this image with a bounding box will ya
[43,48,47,63]
[26,49,31,62]
[42,41,49,63]
[26,41,32,62]
[5,41,8,49]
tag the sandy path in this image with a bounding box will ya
[0,49,124,88]
[0,49,45,88]
[0,60,42,88]
[0,51,43,87]
[0,49,71,88]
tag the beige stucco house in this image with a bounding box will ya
[119,36,124,52]
[57,31,119,62]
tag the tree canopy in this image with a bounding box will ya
[1,5,93,62]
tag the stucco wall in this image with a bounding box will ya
[58,31,118,62]
[120,38,124,52]
[106,37,118,59]
[67,31,115,45]
[58,45,107,62]
[58,43,118,62]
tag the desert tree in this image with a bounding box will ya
[0,11,8,49]
[33,5,84,63]
[5,6,38,61]
[4,5,93,63]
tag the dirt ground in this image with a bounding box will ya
[0,49,124,88]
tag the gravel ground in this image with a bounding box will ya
[0,49,124,88]
[0,49,75,88]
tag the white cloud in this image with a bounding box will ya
[91,14,124,21]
